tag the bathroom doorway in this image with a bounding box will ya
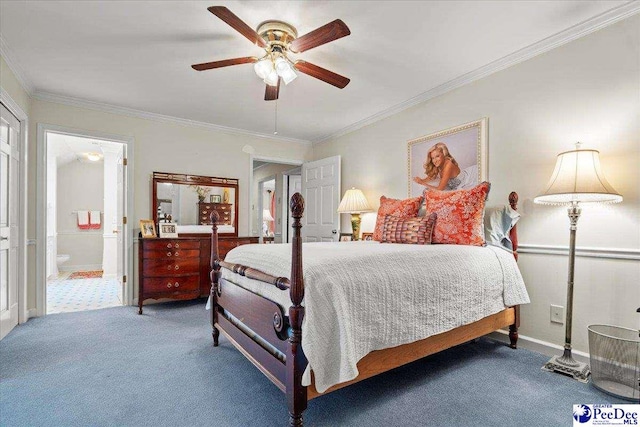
[37,126,134,316]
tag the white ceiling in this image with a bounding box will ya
[48,133,121,167]
[0,1,631,142]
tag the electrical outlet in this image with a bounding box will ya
[550,304,564,324]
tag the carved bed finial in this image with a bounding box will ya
[290,193,305,219]
[509,192,518,210]
[210,210,221,225]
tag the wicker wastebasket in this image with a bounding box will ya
[588,325,640,401]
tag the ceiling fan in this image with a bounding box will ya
[191,6,351,101]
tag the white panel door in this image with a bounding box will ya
[300,156,340,242]
[0,104,20,339]
[116,146,126,304]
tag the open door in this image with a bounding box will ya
[0,104,20,339]
[300,156,341,242]
[116,145,127,304]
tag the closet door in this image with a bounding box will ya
[0,103,20,340]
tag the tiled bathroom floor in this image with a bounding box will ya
[47,272,122,314]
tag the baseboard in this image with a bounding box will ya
[59,264,103,272]
[488,330,590,365]
[27,308,38,320]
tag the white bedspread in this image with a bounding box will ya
[221,241,530,393]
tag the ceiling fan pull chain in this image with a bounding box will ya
[274,100,278,135]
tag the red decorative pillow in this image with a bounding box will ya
[423,182,491,246]
[381,213,437,244]
[373,196,423,241]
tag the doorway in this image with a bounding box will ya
[36,125,134,316]
[250,157,302,243]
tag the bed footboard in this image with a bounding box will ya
[210,194,308,426]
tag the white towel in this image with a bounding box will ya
[77,211,89,226]
[89,211,101,226]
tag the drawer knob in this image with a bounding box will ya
[167,265,171,270]
[174,252,179,257]
[175,243,179,248]
[174,282,180,288]
[167,243,172,249]
[175,265,179,270]
[167,282,172,288]
[167,252,172,257]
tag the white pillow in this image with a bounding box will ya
[484,205,520,250]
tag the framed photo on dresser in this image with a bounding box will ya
[159,222,178,238]
[140,220,157,238]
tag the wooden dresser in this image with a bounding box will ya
[138,235,258,314]
[198,202,233,226]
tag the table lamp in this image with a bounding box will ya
[534,143,622,382]
[337,188,373,241]
[262,209,274,236]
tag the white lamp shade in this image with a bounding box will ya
[337,188,373,213]
[264,69,279,86]
[534,148,622,205]
[254,59,273,80]
[263,209,274,222]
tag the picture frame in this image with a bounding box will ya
[408,118,488,197]
[361,232,374,241]
[211,194,222,203]
[140,219,157,238]
[159,222,178,238]
[339,233,353,242]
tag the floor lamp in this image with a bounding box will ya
[534,143,622,382]
[337,188,373,240]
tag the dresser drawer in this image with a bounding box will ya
[143,240,200,250]
[142,275,199,294]
[142,257,200,275]
[143,249,200,260]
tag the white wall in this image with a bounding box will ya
[312,15,640,354]
[57,160,104,270]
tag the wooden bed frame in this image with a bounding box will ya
[209,192,521,426]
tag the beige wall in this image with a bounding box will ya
[313,15,640,354]
[57,160,104,269]
[1,56,31,116]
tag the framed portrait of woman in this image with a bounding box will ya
[407,118,487,197]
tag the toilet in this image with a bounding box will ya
[56,254,71,267]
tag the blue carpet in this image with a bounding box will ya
[0,300,625,426]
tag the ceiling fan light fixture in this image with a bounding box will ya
[280,66,297,85]
[264,69,279,86]
[254,58,273,80]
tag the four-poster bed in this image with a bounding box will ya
[208,192,525,426]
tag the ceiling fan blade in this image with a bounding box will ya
[294,61,350,89]
[265,78,281,101]
[192,57,257,71]
[289,19,350,53]
[207,6,267,48]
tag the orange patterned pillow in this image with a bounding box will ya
[381,213,437,244]
[373,196,423,241]
[423,182,491,246]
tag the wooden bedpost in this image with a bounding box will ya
[210,211,221,347]
[508,191,520,349]
[287,193,307,427]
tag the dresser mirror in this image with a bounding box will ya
[152,172,238,236]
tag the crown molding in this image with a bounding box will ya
[312,1,640,144]
[32,91,312,146]
[0,35,34,95]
